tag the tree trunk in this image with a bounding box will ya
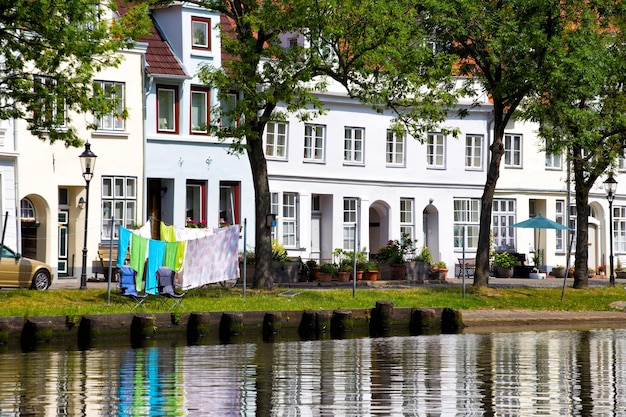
[474,110,506,287]
[572,153,590,289]
[247,129,274,290]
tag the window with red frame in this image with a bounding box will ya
[219,182,240,227]
[191,17,211,50]
[157,85,179,133]
[190,85,210,134]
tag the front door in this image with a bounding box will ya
[58,210,69,276]
[311,213,321,260]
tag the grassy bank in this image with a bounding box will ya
[1,285,625,318]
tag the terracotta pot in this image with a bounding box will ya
[318,272,333,283]
[388,264,406,280]
[494,266,514,278]
[310,267,321,281]
[356,271,364,281]
[336,271,350,282]
[364,270,379,281]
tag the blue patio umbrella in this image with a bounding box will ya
[511,215,570,267]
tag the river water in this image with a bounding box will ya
[1,328,626,416]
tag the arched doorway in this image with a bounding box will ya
[369,200,390,255]
[20,195,49,262]
[423,203,440,261]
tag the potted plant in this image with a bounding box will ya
[597,264,605,275]
[318,262,336,282]
[551,265,566,278]
[587,268,595,278]
[430,260,448,282]
[493,252,516,278]
[333,247,367,281]
[407,246,433,282]
[375,233,416,280]
[306,259,320,281]
[363,261,379,281]
[271,239,298,283]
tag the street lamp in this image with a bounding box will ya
[79,142,97,289]
[603,175,618,287]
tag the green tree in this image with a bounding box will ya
[0,0,149,146]
[175,0,458,289]
[416,0,589,287]
[519,4,626,288]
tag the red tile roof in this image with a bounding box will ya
[141,19,187,77]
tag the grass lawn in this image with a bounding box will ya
[1,285,625,318]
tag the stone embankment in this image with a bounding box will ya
[2,298,626,351]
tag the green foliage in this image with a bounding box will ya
[413,246,434,265]
[319,262,337,274]
[271,239,290,264]
[494,252,517,269]
[376,233,417,266]
[0,1,150,146]
[333,247,368,272]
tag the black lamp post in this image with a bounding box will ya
[79,142,97,289]
[603,175,617,287]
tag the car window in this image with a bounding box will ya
[1,246,16,258]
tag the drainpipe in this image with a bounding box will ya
[13,119,21,252]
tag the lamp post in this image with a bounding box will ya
[603,175,617,287]
[79,142,97,289]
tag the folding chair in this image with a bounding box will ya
[117,266,148,310]
[156,266,186,310]
[457,258,476,279]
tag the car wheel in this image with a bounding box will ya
[31,270,50,291]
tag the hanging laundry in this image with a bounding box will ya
[145,239,166,294]
[117,226,132,267]
[130,234,149,291]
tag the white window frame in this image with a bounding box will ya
[94,80,125,131]
[400,198,415,241]
[265,122,288,159]
[386,129,405,166]
[426,133,445,168]
[282,192,298,248]
[545,152,562,170]
[101,176,137,240]
[555,200,565,252]
[157,85,177,133]
[343,197,359,250]
[614,206,626,254]
[191,86,209,134]
[492,199,516,252]
[270,192,279,241]
[304,124,325,162]
[191,16,211,50]
[344,126,364,164]
[465,134,483,170]
[34,75,66,128]
[504,134,522,167]
[454,198,480,250]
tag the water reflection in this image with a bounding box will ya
[1,329,625,415]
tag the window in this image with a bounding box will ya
[453,198,480,250]
[282,193,298,247]
[190,86,209,134]
[492,199,516,252]
[186,180,207,227]
[465,134,483,169]
[504,134,522,167]
[219,182,240,227]
[191,17,211,50]
[400,198,415,240]
[221,92,238,129]
[427,133,445,168]
[157,85,178,133]
[304,124,325,161]
[344,127,364,163]
[386,129,405,165]
[270,192,279,241]
[33,75,66,128]
[21,198,36,220]
[555,200,565,252]
[619,151,626,172]
[94,81,125,131]
[101,176,137,240]
[545,152,562,169]
[610,205,620,254]
[343,197,358,250]
[265,122,288,159]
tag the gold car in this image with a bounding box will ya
[0,245,53,290]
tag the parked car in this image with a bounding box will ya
[0,245,53,290]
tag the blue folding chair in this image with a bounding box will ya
[156,266,186,310]
[117,266,147,310]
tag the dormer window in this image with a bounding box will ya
[191,17,211,50]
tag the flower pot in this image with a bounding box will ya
[438,268,448,282]
[364,270,379,281]
[356,271,364,281]
[406,261,430,282]
[388,264,406,280]
[552,267,566,278]
[336,271,350,282]
[310,267,321,281]
[494,266,514,278]
[318,272,333,283]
